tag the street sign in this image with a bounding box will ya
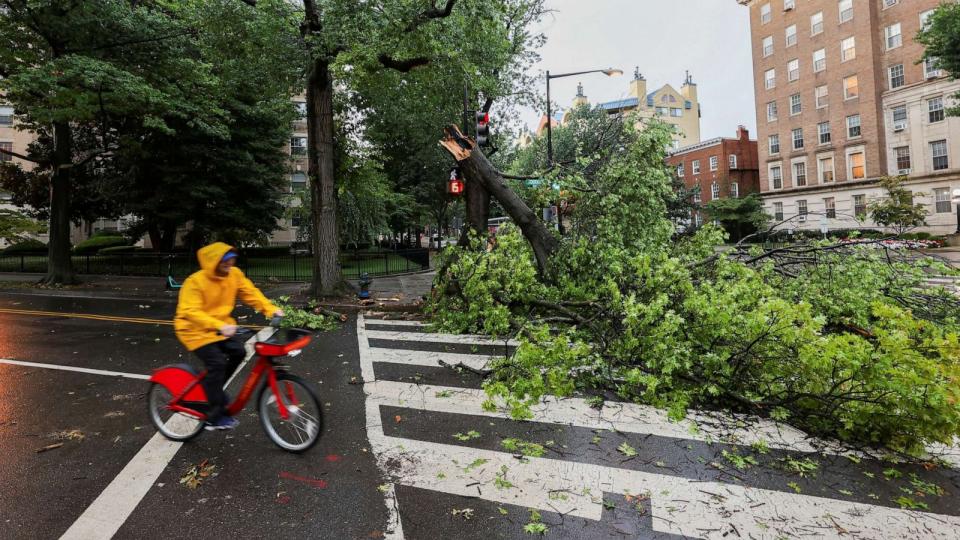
[819,215,828,235]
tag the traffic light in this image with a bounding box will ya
[475,111,490,147]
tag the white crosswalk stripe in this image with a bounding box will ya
[358,315,960,539]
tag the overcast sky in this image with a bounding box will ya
[520,0,757,141]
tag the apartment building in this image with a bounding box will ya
[667,126,761,226]
[739,0,960,234]
[538,69,703,148]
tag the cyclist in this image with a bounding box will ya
[174,242,283,430]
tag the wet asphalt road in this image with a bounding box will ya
[0,292,389,540]
[2,291,960,539]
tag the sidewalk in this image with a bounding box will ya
[0,271,436,312]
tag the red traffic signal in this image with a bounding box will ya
[475,111,491,147]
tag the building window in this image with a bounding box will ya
[0,106,12,126]
[671,108,683,117]
[656,106,670,115]
[929,97,945,123]
[785,24,797,47]
[841,37,856,62]
[765,69,776,90]
[843,75,858,100]
[0,142,11,163]
[819,155,835,182]
[885,23,902,50]
[798,199,808,216]
[813,49,826,73]
[936,188,952,213]
[709,156,719,171]
[788,59,800,82]
[711,182,720,200]
[931,140,949,171]
[839,0,853,23]
[763,36,774,57]
[849,150,866,179]
[771,165,783,189]
[790,93,801,115]
[767,101,778,121]
[694,212,703,226]
[921,9,936,31]
[677,163,684,177]
[794,161,807,186]
[729,154,738,169]
[889,64,904,89]
[731,182,739,198]
[792,128,804,150]
[761,3,772,24]
[894,146,911,173]
[692,160,701,174]
[811,11,823,35]
[291,172,308,192]
[824,197,836,218]
[847,114,861,138]
[784,0,795,11]
[294,101,307,119]
[854,194,866,217]
[815,85,829,108]
[693,190,702,204]
[773,202,784,220]
[892,105,908,130]
[884,0,898,7]
[290,136,307,155]
[818,122,831,145]
[924,58,942,81]
[769,134,781,155]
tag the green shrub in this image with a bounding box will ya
[73,236,129,254]
[3,239,47,254]
[97,245,141,254]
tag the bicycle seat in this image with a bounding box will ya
[254,328,312,357]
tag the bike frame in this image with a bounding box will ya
[166,355,292,421]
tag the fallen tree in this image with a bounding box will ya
[431,120,960,457]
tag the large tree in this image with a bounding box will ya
[235,0,545,295]
[918,3,960,117]
[0,0,224,283]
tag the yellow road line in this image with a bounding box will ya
[0,307,261,328]
[0,307,173,325]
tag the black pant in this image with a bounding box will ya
[195,338,246,422]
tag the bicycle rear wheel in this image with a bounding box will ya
[258,373,322,453]
[147,383,205,441]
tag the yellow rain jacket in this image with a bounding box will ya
[174,242,279,351]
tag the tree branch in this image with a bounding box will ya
[403,0,458,33]
[0,146,40,164]
[62,29,197,54]
[377,54,431,72]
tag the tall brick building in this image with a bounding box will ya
[667,126,760,226]
[739,0,960,234]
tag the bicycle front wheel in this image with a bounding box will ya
[147,383,205,441]
[258,373,323,453]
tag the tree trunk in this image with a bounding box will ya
[440,125,559,277]
[458,177,490,247]
[148,223,162,251]
[43,121,78,285]
[307,58,342,296]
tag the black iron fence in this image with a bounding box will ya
[0,249,430,281]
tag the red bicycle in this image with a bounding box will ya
[147,326,323,452]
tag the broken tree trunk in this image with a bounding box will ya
[440,125,559,277]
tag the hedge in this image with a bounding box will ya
[73,236,129,254]
[3,239,47,254]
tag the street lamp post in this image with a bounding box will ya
[545,67,623,234]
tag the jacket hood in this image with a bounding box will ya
[197,242,235,279]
